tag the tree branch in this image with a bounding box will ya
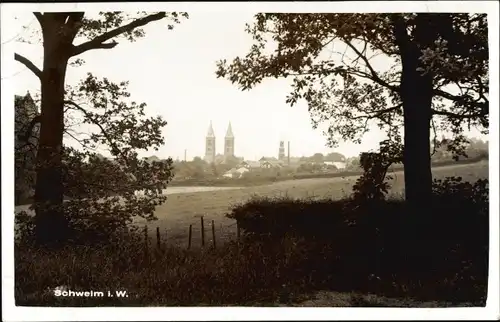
[391,14,414,59]
[33,12,44,24]
[351,104,403,120]
[18,115,41,142]
[431,117,438,156]
[71,12,167,57]
[434,88,488,111]
[64,12,85,40]
[343,40,399,93]
[14,53,42,80]
[63,128,94,149]
[63,100,130,165]
[15,139,38,154]
[431,108,484,119]
[344,67,400,89]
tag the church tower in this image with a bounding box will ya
[204,121,216,163]
[278,141,285,161]
[224,122,235,161]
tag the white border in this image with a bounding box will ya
[2,1,499,321]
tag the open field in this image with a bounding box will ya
[138,161,489,247]
[168,157,489,188]
[14,161,489,307]
[14,161,488,247]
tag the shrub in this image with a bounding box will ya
[15,199,148,247]
[226,177,489,304]
[15,236,330,306]
[16,173,488,306]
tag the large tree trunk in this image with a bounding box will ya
[400,62,433,212]
[393,14,439,279]
[393,14,437,212]
[33,16,72,246]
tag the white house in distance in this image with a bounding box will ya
[223,166,249,178]
[324,161,347,170]
[239,160,262,169]
[260,160,285,169]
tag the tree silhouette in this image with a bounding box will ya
[310,153,324,163]
[14,12,188,246]
[324,152,346,162]
[216,13,488,212]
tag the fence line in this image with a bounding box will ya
[143,217,241,251]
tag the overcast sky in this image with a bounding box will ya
[2,7,490,161]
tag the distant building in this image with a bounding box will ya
[15,92,39,204]
[205,121,238,164]
[288,157,302,164]
[239,160,261,169]
[278,141,285,161]
[261,160,285,169]
[324,161,347,170]
[259,156,278,162]
[222,168,236,178]
[224,122,235,162]
[222,166,248,178]
[214,153,225,164]
[204,121,216,163]
[144,155,161,163]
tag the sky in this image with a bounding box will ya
[1,3,499,321]
[2,9,489,161]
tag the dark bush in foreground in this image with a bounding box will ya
[15,238,332,306]
[15,177,488,306]
[226,177,489,304]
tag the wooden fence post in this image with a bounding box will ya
[236,221,241,241]
[201,216,205,247]
[212,220,216,249]
[156,227,161,250]
[144,225,149,257]
[188,224,192,250]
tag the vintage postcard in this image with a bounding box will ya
[2,1,498,321]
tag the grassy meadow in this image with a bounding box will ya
[15,160,489,307]
[142,161,489,248]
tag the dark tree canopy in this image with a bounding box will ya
[216,13,488,151]
[216,13,489,210]
[14,12,188,246]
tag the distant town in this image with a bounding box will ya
[163,121,349,181]
[15,92,488,189]
[10,11,490,311]
[145,121,488,182]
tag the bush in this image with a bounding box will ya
[16,174,488,306]
[15,199,148,247]
[15,156,489,306]
[226,177,489,304]
[15,236,331,306]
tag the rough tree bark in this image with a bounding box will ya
[33,14,78,246]
[392,14,439,278]
[393,14,436,213]
[19,12,173,246]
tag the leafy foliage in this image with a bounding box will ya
[14,93,39,205]
[227,172,488,301]
[16,76,175,244]
[216,13,488,158]
[432,176,489,215]
[14,12,188,245]
[15,170,489,306]
[351,136,404,202]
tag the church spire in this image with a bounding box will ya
[207,120,215,138]
[225,122,234,138]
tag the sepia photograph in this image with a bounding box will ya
[2,1,499,321]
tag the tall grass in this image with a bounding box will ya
[15,177,489,307]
